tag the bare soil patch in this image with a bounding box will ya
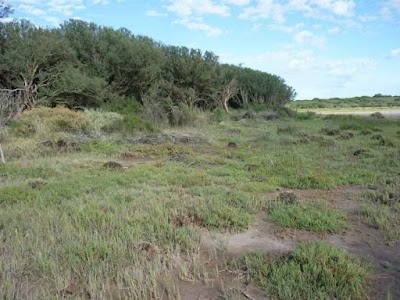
[199,186,399,299]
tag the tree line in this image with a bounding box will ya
[0,7,295,117]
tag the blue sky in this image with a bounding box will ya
[8,0,400,99]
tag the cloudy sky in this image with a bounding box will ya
[8,0,400,99]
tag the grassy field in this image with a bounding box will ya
[289,95,400,109]
[0,107,399,299]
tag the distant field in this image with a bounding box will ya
[289,95,400,109]
[296,107,400,118]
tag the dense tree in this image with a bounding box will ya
[0,17,296,122]
[0,21,76,112]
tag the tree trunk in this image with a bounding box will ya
[0,143,5,164]
[223,99,230,113]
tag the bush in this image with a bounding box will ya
[370,112,385,118]
[296,111,316,120]
[83,109,124,135]
[140,100,169,127]
[169,103,205,127]
[11,107,89,136]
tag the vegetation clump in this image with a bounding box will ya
[237,242,370,300]
[267,202,347,233]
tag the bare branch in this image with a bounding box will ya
[219,79,239,113]
[0,89,24,164]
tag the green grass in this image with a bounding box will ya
[359,204,400,242]
[267,202,348,233]
[236,242,371,300]
[0,107,399,298]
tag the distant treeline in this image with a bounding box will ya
[289,95,400,109]
[0,19,296,116]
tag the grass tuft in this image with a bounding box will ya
[267,202,347,233]
[236,242,370,300]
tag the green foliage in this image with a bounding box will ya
[43,65,108,108]
[0,20,76,108]
[1,19,295,121]
[267,202,347,233]
[83,109,124,135]
[11,106,89,136]
[238,242,370,300]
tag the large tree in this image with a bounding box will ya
[0,21,76,112]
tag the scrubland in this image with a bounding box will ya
[0,107,399,299]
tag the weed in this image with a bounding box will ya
[321,127,340,136]
[277,124,297,135]
[267,202,347,233]
[359,205,398,231]
[236,242,370,300]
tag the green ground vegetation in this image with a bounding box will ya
[235,242,371,300]
[289,94,400,109]
[0,107,399,298]
[267,201,348,233]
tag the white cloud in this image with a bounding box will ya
[310,0,355,16]
[381,0,400,18]
[165,0,230,17]
[269,22,304,33]
[224,0,251,5]
[0,17,15,23]
[387,49,400,58]
[175,18,224,36]
[91,0,110,4]
[18,4,46,16]
[43,15,61,26]
[358,14,377,22]
[325,58,376,77]
[48,0,85,16]
[13,0,43,4]
[294,30,325,48]
[239,0,286,22]
[287,0,313,12]
[146,10,167,17]
[327,26,340,34]
[219,48,377,99]
[12,0,125,26]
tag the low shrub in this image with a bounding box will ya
[83,109,124,135]
[11,106,89,137]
